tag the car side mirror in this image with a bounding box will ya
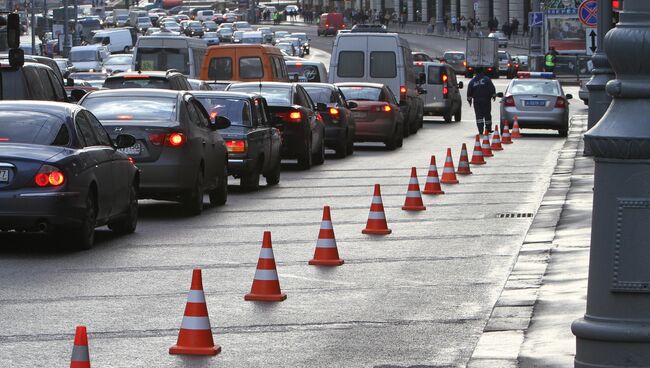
[565,93,573,100]
[114,134,136,149]
[457,81,464,89]
[66,77,75,87]
[70,89,87,102]
[316,102,327,111]
[496,92,504,98]
[213,115,231,129]
[346,101,358,109]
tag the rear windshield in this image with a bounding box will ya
[0,111,70,146]
[208,57,233,80]
[82,96,178,121]
[103,76,171,89]
[338,86,382,101]
[303,86,336,104]
[70,50,98,62]
[135,47,189,75]
[228,84,291,105]
[337,51,364,78]
[443,53,465,61]
[509,80,560,95]
[104,55,133,65]
[70,72,108,81]
[287,64,321,82]
[370,51,396,78]
[427,66,442,84]
[239,57,263,79]
[196,97,248,126]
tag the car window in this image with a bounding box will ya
[82,96,178,121]
[103,76,172,89]
[23,66,47,100]
[84,111,112,146]
[208,57,233,80]
[185,99,205,128]
[338,86,382,101]
[192,100,211,128]
[227,84,292,105]
[303,86,337,104]
[385,88,398,105]
[239,57,264,79]
[241,101,252,126]
[370,51,397,78]
[509,80,560,95]
[75,111,100,147]
[0,111,70,146]
[46,69,67,102]
[337,51,364,78]
[253,98,267,125]
[427,66,442,84]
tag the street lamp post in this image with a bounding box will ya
[586,0,615,134]
[529,0,543,71]
[572,1,650,366]
[435,0,443,34]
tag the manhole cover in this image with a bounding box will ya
[496,212,535,218]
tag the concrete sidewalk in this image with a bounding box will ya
[468,115,592,367]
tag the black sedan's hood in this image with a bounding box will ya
[0,144,69,163]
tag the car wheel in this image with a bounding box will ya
[209,167,228,205]
[346,131,355,155]
[313,137,325,165]
[241,164,260,190]
[403,118,410,137]
[297,140,313,170]
[395,126,404,148]
[108,184,138,235]
[454,108,462,122]
[182,170,204,216]
[334,137,348,158]
[69,190,97,250]
[444,113,452,123]
[265,157,281,186]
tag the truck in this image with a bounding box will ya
[465,36,499,79]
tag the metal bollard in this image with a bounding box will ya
[572,1,650,367]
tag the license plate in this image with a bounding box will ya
[0,169,8,183]
[352,111,367,119]
[524,100,546,107]
[118,142,142,155]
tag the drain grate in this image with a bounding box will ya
[496,212,535,218]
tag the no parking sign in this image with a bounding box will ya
[578,0,598,28]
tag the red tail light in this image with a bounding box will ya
[149,132,186,147]
[276,110,303,122]
[400,86,407,94]
[34,165,65,187]
[443,86,449,96]
[504,96,516,107]
[168,133,185,147]
[289,111,302,120]
[383,104,392,112]
[555,97,567,108]
[328,107,340,117]
[225,139,247,153]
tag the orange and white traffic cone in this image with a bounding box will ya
[470,134,486,165]
[362,184,392,235]
[502,120,513,144]
[491,126,503,151]
[402,167,426,211]
[457,143,472,175]
[422,155,444,195]
[440,148,459,184]
[482,129,494,157]
[70,326,91,368]
[245,231,287,301]
[309,206,344,266]
[170,269,221,356]
[511,116,522,138]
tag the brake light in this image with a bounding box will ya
[442,74,448,83]
[0,137,8,141]
[488,67,493,71]
[328,107,339,116]
[168,133,185,146]
[225,139,247,153]
[383,104,392,112]
[34,165,65,187]
[128,157,135,165]
[555,97,567,108]
[443,87,449,96]
[504,96,516,107]
[415,61,423,66]
[289,111,302,120]
[400,86,407,94]
[116,115,133,120]
[149,132,186,147]
[210,111,218,119]
[325,23,329,27]
[123,75,150,79]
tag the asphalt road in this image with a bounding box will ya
[0,27,585,367]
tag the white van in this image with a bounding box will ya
[196,10,214,22]
[91,29,134,53]
[69,45,110,71]
[329,32,423,136]
[132,35,206,78]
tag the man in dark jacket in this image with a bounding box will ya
[467,68,497,134]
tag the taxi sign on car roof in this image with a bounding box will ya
[517,71,555,79]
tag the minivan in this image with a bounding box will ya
[69,45,110,72]
[329,32,423,136]
[413,61,463,123]
[91,29,134,53]
[317,13,345,36]
[132,35,206,78]
[200,44,289,82]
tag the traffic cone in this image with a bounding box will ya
[491,126,503,151]
[362,184,392,235]
[309,206,344,266]
[457,143,472,175]
[470,134,486,165]
[70,326,91,368]
[422,155,444,195]
[245,231,287,301]
[169,269,221,356]
[440,148,459,184]
[511,116,522,138]
[481,129,494,157]
[502,120,513,144]
[402,167,426,211]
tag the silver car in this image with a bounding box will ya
[488,31,508,48]
[497,78,573,137]
[442,51,466,74]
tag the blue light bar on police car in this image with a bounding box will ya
[517,72,556,79]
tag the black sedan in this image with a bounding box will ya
[300,83,357,158]
[79,89,230,215]
[226,82,325,170]
[194,91,282,190]
[0,101,139,250]
[184,21,205,37]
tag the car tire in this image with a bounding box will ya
[444,113,452,123]
[346,131,355,155]
[241,164,260,190]
[182,170,204,216]
[335,138,348,158]
[396,127,404,148]
[454,108,462,122]
[69,190,97,251]
[297,140,313,170]
[313,137,325,165]
[209,168,228,205]
[108,184,138,235]
[403,118,410,137]
[265,157,281,186]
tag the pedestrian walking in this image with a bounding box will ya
[544,46,558,72]
[467,68,497,135]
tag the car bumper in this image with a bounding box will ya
[324,124,346,147]
[423,100,452,114]
[501,108,568,129]
[227,157,254,177]
[354,119,395,141]
[278,128,308,158]
[135,161,197,197]
[0,190,84,230]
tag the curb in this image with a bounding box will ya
[466,115,588,368]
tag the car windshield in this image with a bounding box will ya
[303,86,336,104]
[70,50,97,62]
[0,111,70,146]
[499,53,509,60]
[338,86,382,101]
[135,47,189,75]
[444,53,465,61]
[82,96,177,121]
[196,97,248,126]
[228,84,291,105]
[509,80,560,95]
[189,21,201,27]
[104,55,132,65]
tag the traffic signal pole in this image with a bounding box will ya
[586,0,614,134]
[572,1,650,366]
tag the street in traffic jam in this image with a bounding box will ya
[0,0,645,367]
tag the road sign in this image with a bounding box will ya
[586,28,598,55]
[578,0,598,28]
[473,1,478,12]
[528,12,544,27]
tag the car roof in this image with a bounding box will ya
[297,82,336,90]
[0,101,81,117]
[108,70,181,78]
[190,91,260,99]
[85,88,185,98]
[335,82,385,88]
[71,45,105,50]
[229,82,294,87]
